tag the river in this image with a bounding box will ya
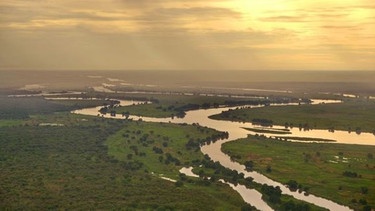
[73,99,375,210]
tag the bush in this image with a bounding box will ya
[286,180,299,192]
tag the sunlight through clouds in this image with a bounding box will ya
[0,0,374,70]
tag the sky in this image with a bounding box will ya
[0,0,374,71]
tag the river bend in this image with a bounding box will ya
[72,100,375,210]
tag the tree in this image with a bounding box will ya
[361,187,369,194]
[367,153,373,159]
[244,160,254,171]
[175,180,183,187]
[286,180,299,192]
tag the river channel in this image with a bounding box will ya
[73,99,375,210]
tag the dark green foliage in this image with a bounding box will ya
[0,117,245,210]
[368,153,373,159]
[361,187,369,194]
[212,101,375,133]
[343,171,358,178]
[241,203,257,211]
[0,96,66,119]
[251,118,273,127]
[261,184,282,204]
[286,180,299,192]
[0,96,111,119]
[244,160,254,171]
[280,200,311,211]
[363,205,372,211]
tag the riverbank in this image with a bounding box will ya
[222,136,375,210]
[210,101,375,133]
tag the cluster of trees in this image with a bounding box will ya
[152,146,163,154]
[98,100,121,115]
[284,122,314,131]
[0,96,69,119]
[342,171,359,178]
[199,158,251,185]
[261,183,313,211]
[279,200,311,211]
[261,184,281,204]
[251,118,273,127]
[351,198,372,211]
[286,180,309,194]
[163,153,181,166]
[199,156,315,211]
[185,130,229,151]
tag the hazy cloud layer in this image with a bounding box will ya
[0,0,374,70]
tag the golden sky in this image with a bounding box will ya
[0,0,374,70]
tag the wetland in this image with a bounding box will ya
[1,70,375,210]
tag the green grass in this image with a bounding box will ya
[114,103,179,118]
[0,119,23,127]
[222,136,375,210]
[211,101,375,133]
[106,120,226,178]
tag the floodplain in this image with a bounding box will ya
[1,70,374,210]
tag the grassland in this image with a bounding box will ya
[222,136,375,210]
[211,101,375,133]
[106,120,228,179]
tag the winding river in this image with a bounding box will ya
[73,100,375,211]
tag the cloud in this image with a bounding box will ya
[0,0,374,71]
[259,15,312,23]
[321,25,359,29]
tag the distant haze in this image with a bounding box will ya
[0,1,374,71]
[1,70,375,94]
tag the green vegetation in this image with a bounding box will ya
[2,91,374,210]
[0,96,67,119]
[0,96,112,119]
[273,136,336,142]
[0,114,247,210]
[260,184,325,211]
[113,102,186,118]
[47,98,112,108]
[242,127,292,135]
[109,94,292,118]
[222,135,375,210]
[0,95,252,209]
[0,119,23,127]
[211,101,375,133]
[106,120,229,178]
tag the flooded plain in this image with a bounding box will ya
[70,98,375,210]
